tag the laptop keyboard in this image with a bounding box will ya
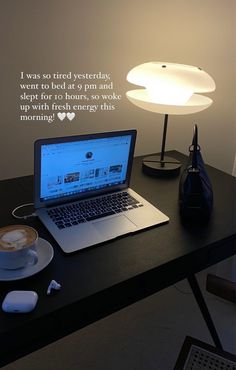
[47,192,143,229]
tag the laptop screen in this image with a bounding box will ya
[34,130,137,208]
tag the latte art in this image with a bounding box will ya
[1,229,27,250]
[0,225,37,251]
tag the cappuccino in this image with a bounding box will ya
[0,225,37,252]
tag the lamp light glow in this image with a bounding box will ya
[126,62,215,176]
[146,82,193,105]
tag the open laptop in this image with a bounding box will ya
[34,129,169,253]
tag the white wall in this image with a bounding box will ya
[1,0,235,179]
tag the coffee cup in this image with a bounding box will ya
[0,225,38,270]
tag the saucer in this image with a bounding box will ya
[0,238,54,281]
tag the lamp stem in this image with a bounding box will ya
[160,114,169,167]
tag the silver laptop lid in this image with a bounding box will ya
[34,130,137,209]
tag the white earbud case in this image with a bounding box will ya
[2,291,38,313]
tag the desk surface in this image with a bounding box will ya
[0,151,235,366]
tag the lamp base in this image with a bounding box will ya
[142,155,181,177]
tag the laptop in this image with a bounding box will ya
[34,129,169,253]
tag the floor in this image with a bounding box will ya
[2,257,236,370]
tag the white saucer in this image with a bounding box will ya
[0,238,54,281]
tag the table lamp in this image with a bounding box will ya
[126,62,215,176]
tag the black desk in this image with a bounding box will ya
[0,151,235,367]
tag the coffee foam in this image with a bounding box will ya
[0,225,37,251]
[1,230,27,250]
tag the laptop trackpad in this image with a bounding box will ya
[93,215,137,239]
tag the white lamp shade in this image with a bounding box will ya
[126,62,215,114]
[126,89,213,115]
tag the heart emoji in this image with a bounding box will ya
[67,112,75,121]
[57,112,66,121]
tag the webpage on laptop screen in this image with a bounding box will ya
[40,135,132,202]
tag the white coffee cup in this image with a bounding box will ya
[0,225,38,270]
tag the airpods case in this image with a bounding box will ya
[2,290,38,313]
